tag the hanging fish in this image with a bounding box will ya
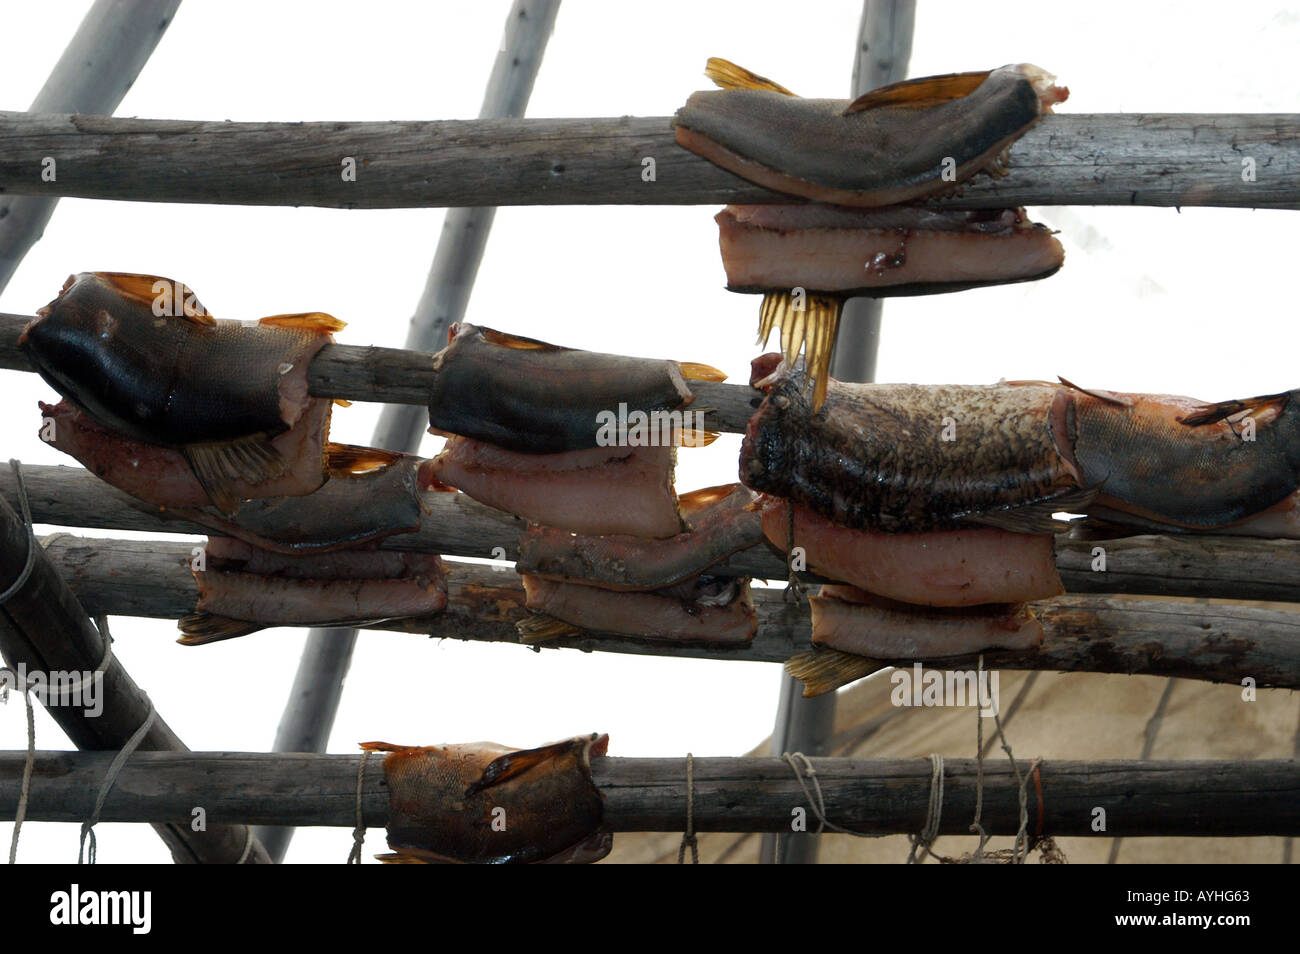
[361,733,610,864]
[21,272,343,513]
[674,59,1068,408]
[426,323,725,538]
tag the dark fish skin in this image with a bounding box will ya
[1073,390,1300,528]
[361,734,609,864]
[174,453,438,554]
[673,65,1050,207]
[515,483,763,590]
[20,272,326,447]
[427,323,693,454]
[739,358,1078,533]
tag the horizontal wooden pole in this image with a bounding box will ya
[0,112,1296,209]
[0,750,1294,837]
[31,534,1300,689]
[0,312,762,430]
[4,463,1300,605]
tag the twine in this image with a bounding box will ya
[781,751,886,840]
[3,461,38,864]
[347,749,371,864]
[906,754,944,864]
[677,753,698,864]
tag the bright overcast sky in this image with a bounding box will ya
[0,0,1296,862]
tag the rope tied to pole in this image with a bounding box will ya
[2,460,39,864]
[677,753,698,864]
[347,749,371,864]
[781,751,888,840]
[907,753,944,864]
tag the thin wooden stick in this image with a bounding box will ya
[0,111,1296,209]
[0,488,267,863]
[0,0,182,292]
[33,535,1300,691]
[0,750,1294,836]
[5,464,1300,604]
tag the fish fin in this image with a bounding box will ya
[784,648,880,697]
[359,741,412,753]
[678,483,740,515]
[1178,391,1291,427]
[375,852,429,864]
[757,291,842,413]
[516,612,581,644]
[963,485,1099,534]
[1057,376,1134,407]
[479,326,560,351]
[183,435,287,515]
[258,311,346,333]
[333,398,353,407]
[326,441,404,475]
[704,57,795,96]
[467,738,581,796]
[177,613,264,646]
[95,271,215,326]
[677,361,727,383]
[678,425,720,448]
[842,70,991,114]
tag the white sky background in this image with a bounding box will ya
[0,0,1296,863]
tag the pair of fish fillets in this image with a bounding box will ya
[424,324,762,646]
[674,58,1070,409]
[743,354,1300,670]
[21,272,452,644]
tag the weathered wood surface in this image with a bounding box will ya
[0,492,267,863]
[34,535,1300,690]
[0,0,182,292]
[0,750,1295,836]
[0,311,762,430]
[0,112,1297,209]
[6,464,1300,604]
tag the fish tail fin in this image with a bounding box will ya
[375,852,428,864]
[704,57,795,95]
[177,613,264,646]
[677,418,720,448]
[326,441,404,475]
[183,434,287,515]
[784,648,880,697]
[758,291,841,412]
[359,741,411,753]
[842,70,991,114]
[516,612,580,644]
[467,738,581,796]
[258,312,346,334]
[677,361,727,383]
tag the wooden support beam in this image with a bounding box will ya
[0,489,267,863]
[0,111,1296,210]
[0,0,182,292]
[31,535,1300,692]
[5,464,1300,604]
[0,750,1295,837]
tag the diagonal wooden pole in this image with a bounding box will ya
[0,0,182,293]
[0,478,267,862]
[761,0,915,866]
[255,0,561,864]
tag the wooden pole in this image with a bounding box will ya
[0,750,1295,837]
[0,0,182,292]
[260,0,561,866]
[0,488,267,863]
[0,111,1295,210]
[6,464,1300,605]
[31,536,1300,692]
[763,0,916,867]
